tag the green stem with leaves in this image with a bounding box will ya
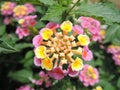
[64,0,81,20]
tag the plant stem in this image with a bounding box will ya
[67,0,81,15]
[63,0,81,21]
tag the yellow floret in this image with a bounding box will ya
[35,46,46,59]
[41,57,53,71]
[77,34,90,46]
[60,20,73,32]
[41,28,53,40]
[71,57,83,71]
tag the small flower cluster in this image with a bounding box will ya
[33,17,100,86]
[34,71,52,88]
[0,2,37,39]
[107,45,120,65]
[92,86,103,90]
[77,16,101,41]
[16,85,34,90]
[79,64,99,87]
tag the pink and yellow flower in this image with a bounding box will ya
[34,46,46,59]
[13,5,27,18]
[40,28,53,40]
[78,16,101,41]
[93,86,103,90]
[15,26,29,39]
[33,20,95,79]
[1,2,16,16]
[77,34,90,46]
[60,20,73,32]
[79,64,99,87]
[82,46,93,61]
[71,57,83,71]
[41,57,53,71]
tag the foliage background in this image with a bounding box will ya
[0,0,120,90]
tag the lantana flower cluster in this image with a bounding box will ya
[33,16,100,86]
[16,85,34,90]
[77,16,101,41]
[107,45,120,65]
[0,2,37,39]
[33,71,52,88]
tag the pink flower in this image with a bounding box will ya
[20,15,37,27]
[4,17,12,25]
[67,65,79,77]
[39,71,46,77]
[112,53,120,66]
[48,67,65,80]
[92,34,100,41]
[45,81,52,88]
[89,26,98,34]
[46,22,59,30]
[25,3,36,14]
[16,26,29,39]
[16,85,33,90]
[82,46,93,61]
[34,57,42,67]
[32,35,42,47]
[73,25,84,34]
[81,21,91,28]
[107,45,120,54]
[1,2,16,16]
[79,64,99,87]
[35,79,43,85]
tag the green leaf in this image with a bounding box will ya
[117,77,120,88]
[35,21,45,29]
[104,24,120,45]
[77,3,120,24]
[0,25,5,36]
[0,39,18,54]
[104,84,116,90]
[15,43,33,51]
[38,0,56,5]
[41,4,66,23]
[8,69,33,83]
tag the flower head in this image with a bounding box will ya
[93,86,103,90]
[79,64,99,87]
[15,26,29,39]
[33,20,95,80]
[24,3,36,14]
[16,85,34,90]
[13,5,27,18]
[1,2,16,16]
[78,16,101,41]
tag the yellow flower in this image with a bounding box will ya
[41,57,53,71]
[60,20,73,32]
[41,28,53,40]
[77,34,90,46]
[35,46,46,59]
[1,2,11,10]
[87,66,97,79]
[71,57,83,71]
[13,5,27,16]
[18,19,25,24]
[96,86,103,90]
[100,30,106,36]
